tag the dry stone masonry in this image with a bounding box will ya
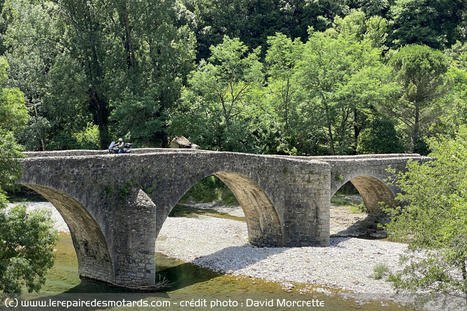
[18,149,426,289]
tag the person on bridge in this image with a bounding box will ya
[116,138,125,153]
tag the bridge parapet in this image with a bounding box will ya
[22,148,208,158]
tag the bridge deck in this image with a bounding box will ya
[23,148,422,160]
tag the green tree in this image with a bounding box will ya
[0,57,57,294]
[0,57,28,135]
[357,118,404,154]
[170,36,263,152]
[385,44,449,153]
[3,0,194,149]
[431,42,467,139]
[296,11,398,154]
[0,57,26,191]
[261,33,308,154]
[389,0,466,49]
[52,0,112,148]
[179,0,350,60]
[0,130,22,200]
[347,0,391,17]
[2,0,90,150]
[107,0,195,146]
[385,126,467,301]
[0,205,58,294]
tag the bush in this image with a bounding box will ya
[72,122,100,149]
[385,126,467,299]
[0,71,57,294]
[0,205,58,294]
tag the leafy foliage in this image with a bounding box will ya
[170,36,263,152]
[385,127,467,297]
[390,0,466,49]
[431,42,467,139]
[179,0,350,60]
[383,44,449,153]
[357,118,404,154]
[0,57,26,194]
[2,0,194,149]
[296,11,399,154]
[181,175,238,205]
[0,57,27,134]
[72,122,100,150]
[0,56,57,295]
[1,0,465,154]
[0,129,22,196]
[0,205,58,294]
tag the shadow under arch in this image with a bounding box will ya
[21,184,114,284]
[169,171,283,247]
[342,175,396,215]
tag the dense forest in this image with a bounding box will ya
[0,0,465,155]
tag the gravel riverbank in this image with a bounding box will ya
[157,217,404,295]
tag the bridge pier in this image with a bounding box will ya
[278,166,331,247]
[109,189,158,288]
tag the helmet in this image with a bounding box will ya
[118,138,123,142]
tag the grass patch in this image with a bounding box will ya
[332,194,367,213]
[349,205,363,214]
[330,196,350,206]
[169,204,245,222]
[371,264,390,280]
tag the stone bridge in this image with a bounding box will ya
[18,149,426,289]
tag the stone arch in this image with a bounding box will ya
[21,184,114,284]
[336,176,395,215]
[169,171,283,247]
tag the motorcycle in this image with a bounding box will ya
[108,141,132,154]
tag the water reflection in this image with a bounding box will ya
[155,252,220,292]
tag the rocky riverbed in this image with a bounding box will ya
[157,216,404,294]
[177,198,387,238]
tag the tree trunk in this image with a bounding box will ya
[40,139,46,152]
[353,108,360,154]
[89,88,110,149]
[322,98,335,155]
[33,103,46,151]
[462,258,467,304]
[413,103,420,152]
[118,2,134,69]
[284,78,290,132]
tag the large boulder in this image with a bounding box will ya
[169,136,199,149]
